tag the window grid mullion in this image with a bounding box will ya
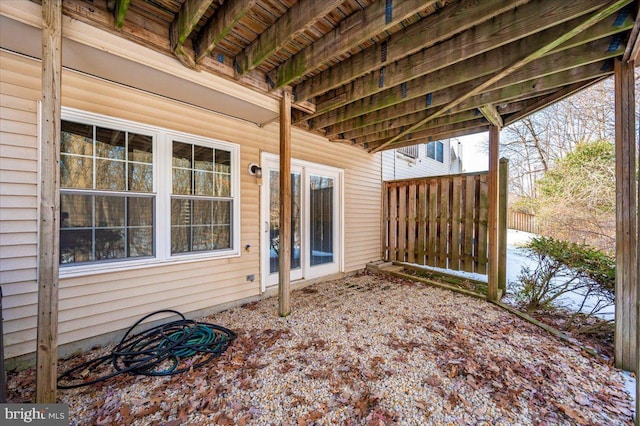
[92,125,97,191]
[124,196,128,258]
[91,194,96,262]
[125,131,129,192]
[124,132,129,258]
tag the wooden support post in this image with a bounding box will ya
[636,75,640,425]
[278,91,292,317]
[498,158,509,293]
[631,109,640,426]
[614,58,638,374]
[487,125,500,301]
[37,0,62,403]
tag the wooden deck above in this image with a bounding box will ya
[26,0,640,151]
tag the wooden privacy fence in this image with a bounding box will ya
[384,172,490,274]
[508,210,539,234]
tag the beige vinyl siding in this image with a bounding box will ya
[0,55,40,360]
[0,50,382,359]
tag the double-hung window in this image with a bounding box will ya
[59,109,240,272]
[170,141,232,254]
[426,141,444,163]
[60,121,155,264]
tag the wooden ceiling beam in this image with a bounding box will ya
[451,61,613,113]
[195,0,257,63]
[266,0,438,90]
[306,10,633,123]
[293,0,530,103]
[478,105,504,128]
[371,0,632,153]
[234,0,343,79]
[338,61,611,147]
[170,0,214,69]
[63,0,170,50]
[334,110,482,141]
[623,6,640,61]
[59,0,290,100]
[324,96,482,138]
[308,36,623,130]
[367,124,491,152]
[114,0,130,30]
[359,64,607,143]
[503,76,609,126]
[314,80,551,137]
[355,118,489,145]
[331,101,528,140]
[311,0,611,118]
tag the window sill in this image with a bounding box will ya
[59,250,241,279]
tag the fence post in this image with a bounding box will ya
[487,125,499,301]
[499,158,509,293]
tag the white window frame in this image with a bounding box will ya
[59,108,241,278]
[426,141,444,163]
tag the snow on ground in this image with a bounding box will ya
[623,371,637,413]
[412,229,535,284]
[416,229,613,318]
[504,229,537,284]
[413,228,636,413]
[504,231,616,321]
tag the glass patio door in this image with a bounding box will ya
[261,155,341,289]
[266,167,303,283]
[308,174,336,270]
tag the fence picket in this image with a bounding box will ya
[428,181,438,266]
[407,184,417,263]
[438,178,450,269]
[383,172,494,275]
[398,185,407,262]
[463,175,476,272]
[450,177,462,271]
[508,210,539,234]
[389,184,398,261]
[477,174,488,274]
[417,182,427,265]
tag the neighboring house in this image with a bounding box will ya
[382,140,463,181]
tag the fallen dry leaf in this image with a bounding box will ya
[574,394,590,406]
[556,403,589,425]
[6,272,633,426]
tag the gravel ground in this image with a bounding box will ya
[7,271,635,425]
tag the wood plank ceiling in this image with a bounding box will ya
[53,0,639,152]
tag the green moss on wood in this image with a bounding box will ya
[276,50,308,87]
[114,0,131,30]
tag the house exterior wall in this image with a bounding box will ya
[0,50,382,360]
[381,142,453,181]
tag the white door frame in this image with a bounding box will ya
[261,157,305,287]
[260,152,344,291]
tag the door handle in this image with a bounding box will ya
[265,221,269,232]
